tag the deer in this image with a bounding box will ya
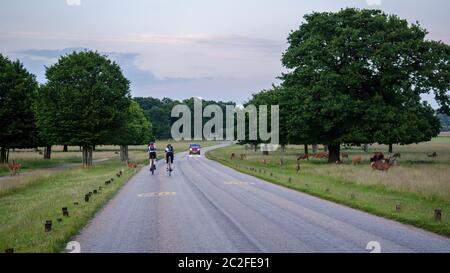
[370,152,384,162]
[427,152,437,158]
[8,160,21,176]
[126,160,137,169]
[314,152,328,159]
[230,153,236,160]
[297,154,309,161]
[240,154,246,160]
[352,155,362,165]
[371,156,393,171]
[341,152,349,159]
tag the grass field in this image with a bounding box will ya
[0,140,214,252]
[206,137,450,236]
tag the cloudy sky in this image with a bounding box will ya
[1,0,449,103]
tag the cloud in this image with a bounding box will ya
[66,0,81,6]
[366,0,381,6]
[1,31,284,55]
[13,48,210,95]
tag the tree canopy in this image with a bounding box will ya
[35,50,131,166]
[0,54,40,163]
[275,8,449,162]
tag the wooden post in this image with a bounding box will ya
[434,209,442,221]
[62,207,69,217]
[45,220,52,232]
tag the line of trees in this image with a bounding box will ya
[134,96,235,139]
[245,8,449,163]
[1,51,153,166]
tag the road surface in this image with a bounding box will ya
[74,144,450,253]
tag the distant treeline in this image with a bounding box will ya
[134,97,235,139]
[439,114,450,132]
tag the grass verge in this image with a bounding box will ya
[206,145,450,237]
[0,159,139,252]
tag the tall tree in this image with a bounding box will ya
[0,54,39,163]
[281,8,449,162]
[35,50,131,167]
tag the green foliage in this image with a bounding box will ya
[0,54,40,149]
[134,96,235,139]
[35,50,131,147]
[113,100,153,145]
[278,8,448,146]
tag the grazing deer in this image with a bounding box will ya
[371,157,393,171]
[8,160,21,176]
[126,160,137,169]
[230,153,235,160]
[352,155,362,165]
[427,152,437,158]
[297,154,309,161]
[341,152,349,159]
[370,152,384,162]
[393,152,401,158]
[314,152,329,159]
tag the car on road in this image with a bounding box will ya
[189,144,201,155]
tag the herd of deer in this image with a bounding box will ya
[229,150,411,172]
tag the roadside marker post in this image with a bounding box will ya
[45,220,52,232]
[62,207,69,217]
[434,209,442,221]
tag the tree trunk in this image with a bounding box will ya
[304,144,309,155]
[63,145,68,152]
[44,146,52,159]
[388,144,393,153]
[79,146,82,152]
[312,144,318,154]
[328,144,340,163]
[82,146,93,167]
[120,145,129,161]
[0,147,9,164]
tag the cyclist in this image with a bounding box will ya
[148,141,157,171]
[165,144,174,171]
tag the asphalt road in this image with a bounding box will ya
[74,144,450,253]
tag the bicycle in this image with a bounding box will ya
[167,160,172,176]
[149,158,156,175]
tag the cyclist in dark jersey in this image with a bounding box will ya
[148,142,157,171]
[165,144,174,171]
